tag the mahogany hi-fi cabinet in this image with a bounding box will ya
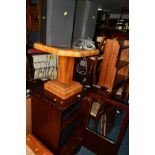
[31,87,83,155]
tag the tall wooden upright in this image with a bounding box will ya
[98,39,129,92]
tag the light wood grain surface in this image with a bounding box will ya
[33,42,99,57]
[57,57,75,84]
[26,134,54,155]
[44,80,83,99]
[26,97,32,135]
[98,39,120,91]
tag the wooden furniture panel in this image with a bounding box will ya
[26,97,32,135]
[26,134,54,155]
[80,92,129,155]
[26,0,40,32]
[61,110,81,132]
[29,7,40,31]
[98,39,120,91]
[98,39,129,93]
[26,0,31,32]
[32,95,62,152]
[31,88,82,155]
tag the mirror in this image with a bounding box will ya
[87,98,126,142]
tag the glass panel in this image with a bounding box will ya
[87,98,126,142]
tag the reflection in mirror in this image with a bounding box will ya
[87,99,125,142]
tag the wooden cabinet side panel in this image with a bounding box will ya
[98,39,120,91]
[119,40,129,76]
[26,97,32,135]
[31,96,62,151]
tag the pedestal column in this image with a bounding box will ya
[57,56,75,84]
[33,43,99,99]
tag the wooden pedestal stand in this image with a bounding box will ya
[33,43,99,99]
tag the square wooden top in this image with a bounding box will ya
[33,42,99,57]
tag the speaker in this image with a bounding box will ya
[72,0,98,43]
[40,0,76,47]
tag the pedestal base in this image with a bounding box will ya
[44,80,83,99]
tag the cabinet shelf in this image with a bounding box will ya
[61,110,81,132]
[60,129,81,155]
[116,60,129,69]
